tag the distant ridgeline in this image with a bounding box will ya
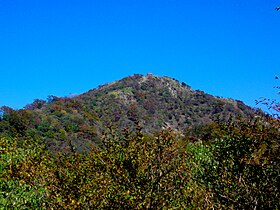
[0,74,261,152]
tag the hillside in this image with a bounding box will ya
[78,74,256,131]
[0,74,258,152]
[1,74,279,209]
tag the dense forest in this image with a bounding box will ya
[0,74,279,209]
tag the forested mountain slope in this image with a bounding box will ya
[77,74,256,131]
[0,74,259,152]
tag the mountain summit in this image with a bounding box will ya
[77,74,255,131]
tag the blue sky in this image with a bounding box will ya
[0,0,280,110]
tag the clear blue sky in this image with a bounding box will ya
[0,0,279,110]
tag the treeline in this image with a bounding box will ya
[1,117,279,209]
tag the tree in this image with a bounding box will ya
[256,76,280,118]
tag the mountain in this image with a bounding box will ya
[77,74,256,131]
[0,74,259,152]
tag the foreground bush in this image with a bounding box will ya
[201,118,280,209]
[0,136,47,209]
[1,128,197,209]
[1,118,279,209]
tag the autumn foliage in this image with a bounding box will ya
[1,116,279,209]
[0,75,279,208]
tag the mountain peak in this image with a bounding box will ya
[75,74,255,134]
[94,74,192,95]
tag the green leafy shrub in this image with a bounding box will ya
[1,117,279,209]
[202,119,279,209]
[0,136,47,209]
